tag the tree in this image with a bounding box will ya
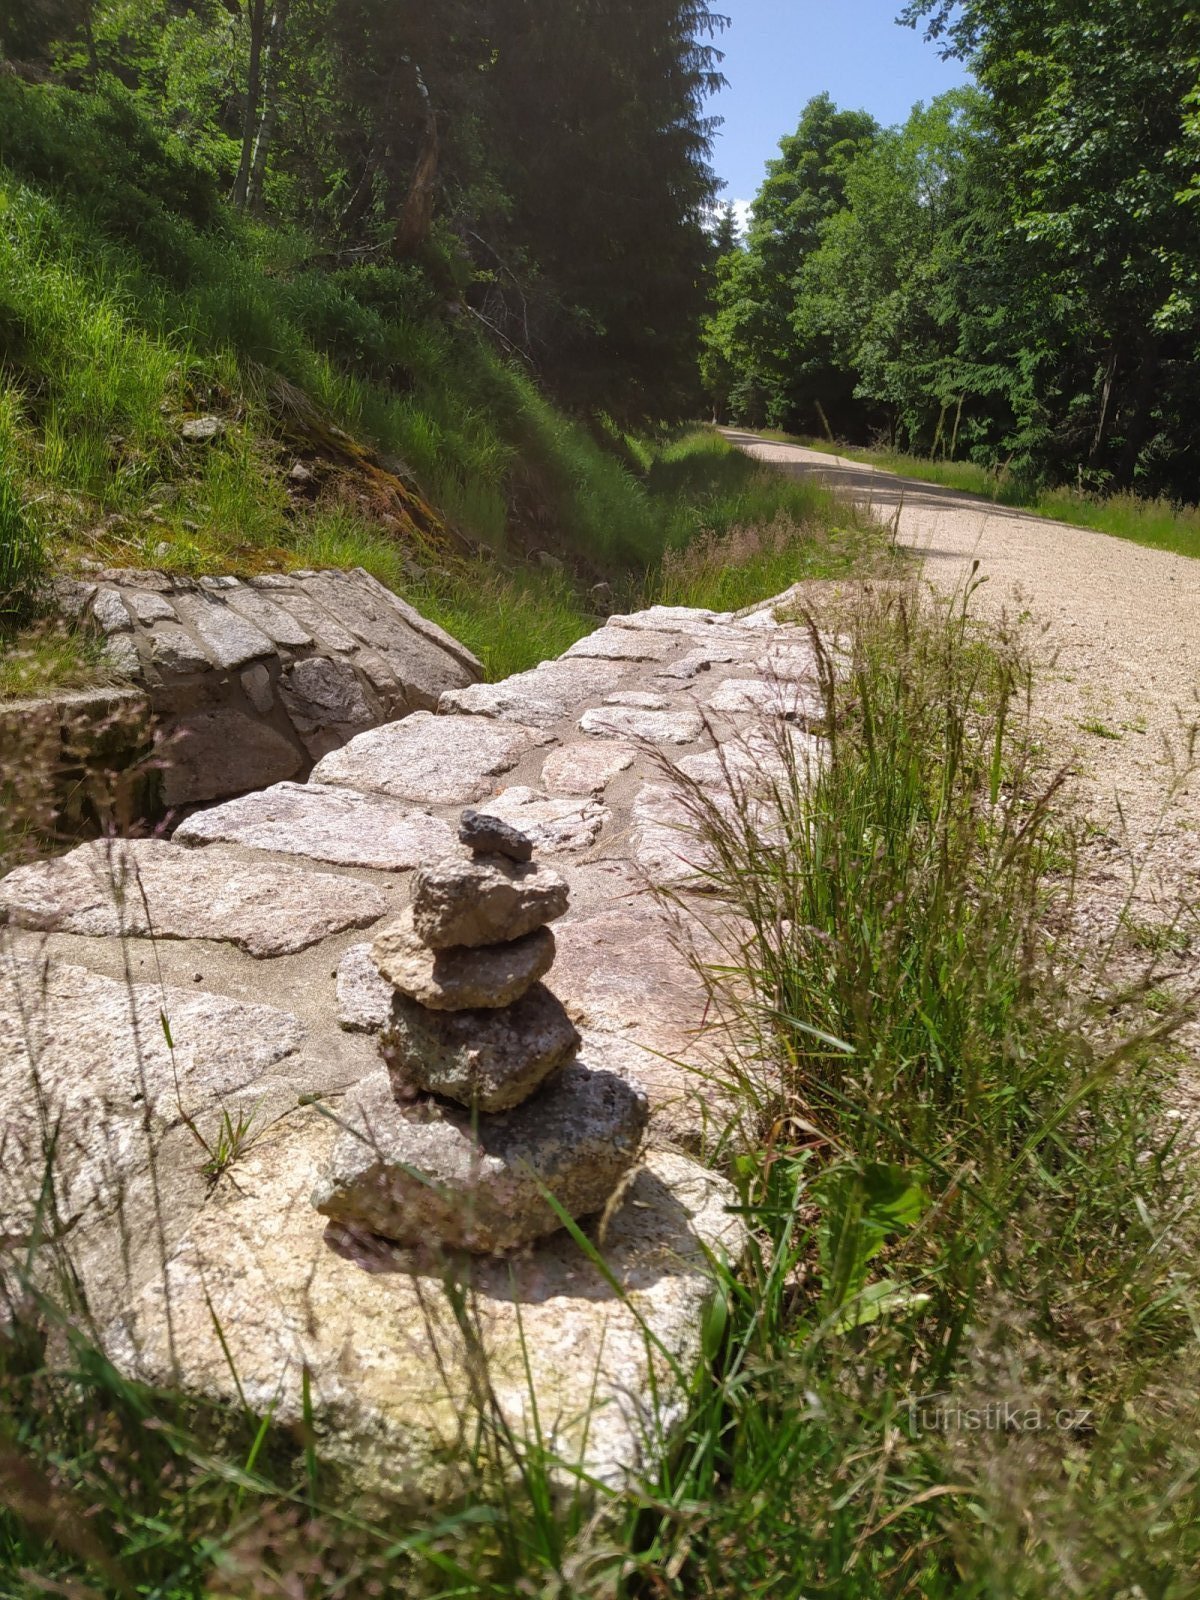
[704,95,879,431]
[903,0,1200,492]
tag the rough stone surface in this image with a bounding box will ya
[336,942,395,1032]
[278,657,375,755]
[630,783,713,887]
[172,593,274,669]
[124,590,176,626]
[148,621,210,675]
[411,855,569,949]
[225,586,313,648]
[103,1119,744,1509]
[655,644,745,681]
[540,742,635,797]
[383,982,580,1111]
[607,605,727,633]
[705,675,825,722]
[0,955,304,1232]
[458,808,533,862]
[176,781,456,871]
[373,910,555,1009]
[312,1059,648,1251]
[91,588,131,633]
[579,703,704,745]
[158,708,303,806]
[475,787,609,854]
[240,663,274,714]
[675,728,824,796]
[564,627,677,663]
[312,712,541,804]
[0,839,386,957]
[103,633,141,676]
[605,689,669,710]
[439,658,629,727]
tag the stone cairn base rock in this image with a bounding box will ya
[312,809,649,1253]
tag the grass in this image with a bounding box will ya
[771,431,1200,560]
[3,582,1197,1596]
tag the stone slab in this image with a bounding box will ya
[439,658,629,728]
[336,942,394,1032]
[171,593,274,669]
[0,954,304,1230]
[311,712,543,805]
[373,910,555,1009]
[606,606,727,634]
[176,782,456,872]
[564,628,678,663]
[705,676,825,722]
[383,981,580,1112]
[0,839,386,957]
[579,704,705,745]
[226,586,313,648]
[540,742,635,797]
[147,621,210,676]
[411,855,569,949]
[313,1057,647,1250]
[103,1117,745,1509]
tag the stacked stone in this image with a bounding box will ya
[311,809,648,1253]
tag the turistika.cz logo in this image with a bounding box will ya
[909,1395,1094,1435]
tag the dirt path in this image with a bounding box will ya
[730,429,1200,1096]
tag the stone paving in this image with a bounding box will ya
[0,587,824,1508]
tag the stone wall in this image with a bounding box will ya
[0,589,823,1509]
[53,566,483,806]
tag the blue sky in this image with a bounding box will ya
[707,0,970,222]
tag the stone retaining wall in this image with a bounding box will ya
[53,566,483,805]
[0,587,822,1510]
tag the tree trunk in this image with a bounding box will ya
[1113,340,1159,488]
[231,0,266,211]
[1090,348,1118,462]
[246,0,290,214]
[392,59,439,259]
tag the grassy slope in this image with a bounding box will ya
[770,431,1200,559]
[0,80,878,691]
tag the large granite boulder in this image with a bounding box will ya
[102,1111,744,1510]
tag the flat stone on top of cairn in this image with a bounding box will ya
[316,808,647,1252]
[458,807,533,862]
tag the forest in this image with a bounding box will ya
[705,0,1200,501]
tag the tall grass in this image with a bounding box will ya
[645,579,1200,1593]
[0,392,43,629]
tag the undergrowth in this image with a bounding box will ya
[2,584,1197,1595]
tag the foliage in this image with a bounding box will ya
[709,2,1200,501]
[5,0,725,420]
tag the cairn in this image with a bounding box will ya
[312,809,648,1253]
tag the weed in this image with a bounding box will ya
[1079,716,1122,739]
